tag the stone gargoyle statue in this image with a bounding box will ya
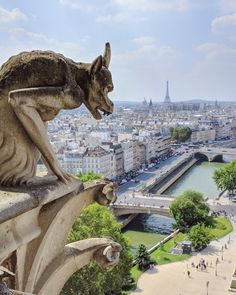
[0,43,114,186]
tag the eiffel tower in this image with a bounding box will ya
[163,80,171,104]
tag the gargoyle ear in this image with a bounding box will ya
[103,42,111,68]
[90,55,103,78]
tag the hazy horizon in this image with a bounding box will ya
[1,0,236,101]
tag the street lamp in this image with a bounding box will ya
[215,258,219,276]
[221,246,224,260]
[206,281,209,295]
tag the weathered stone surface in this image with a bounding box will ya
[0,180,120,294]
[0,176,83,224]
[0,43,113,186]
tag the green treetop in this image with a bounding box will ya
[169,190,210,231]
[76,171,103,182]
[170,126,192,143]
[61,204,133,295]
[188,224,212,251]
[213,160,236,194]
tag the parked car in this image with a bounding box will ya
[120,179,127,184]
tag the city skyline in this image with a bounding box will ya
[0,0,236,101]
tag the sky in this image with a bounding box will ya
[0,0,236,102]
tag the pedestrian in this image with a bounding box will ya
[187,270,190,277]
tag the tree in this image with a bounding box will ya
[61,204,133,295]
[188,224,212,251]
[169,127,192,143]
[213,160,236,195]
[135,244,153,271]
[75,171,102,182]
[169,190,210,231]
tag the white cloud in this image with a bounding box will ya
[219,0,236,14]
[211,13,236,36]
[159,46,176,57]
[197,42,236,59]
[190,41,236,99]
[113,37,176,64]
[0,7,27,24]
[113,0,189,12]
[133,36,156,46]
[59,0,105,11]
[0,28,91,66]
[96,11,149,23]
[96,13,129,23]
[60,0,190,12]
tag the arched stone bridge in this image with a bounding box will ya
[112,195,173,217]
[194,147,236,162]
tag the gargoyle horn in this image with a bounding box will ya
[103,42,111,68]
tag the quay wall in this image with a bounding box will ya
[148,156,198,194]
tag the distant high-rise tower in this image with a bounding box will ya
[142,97,148,107]
[149,99,153,108]
[164,80,171,104]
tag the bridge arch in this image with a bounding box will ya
[211,154,223,162]
[194,152,209,161]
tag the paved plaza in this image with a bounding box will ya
[130,199,236,295]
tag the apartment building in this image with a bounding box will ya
[191,129,216,143]
[121,140,134,173]
[83,146,111,178]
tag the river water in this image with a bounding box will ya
[164,161,226,198]
[124,161,226,249]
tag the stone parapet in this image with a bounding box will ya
[0,178,120,295]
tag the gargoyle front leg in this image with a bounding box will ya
[8,86,79,183]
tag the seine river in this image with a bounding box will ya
[123,161,226,250]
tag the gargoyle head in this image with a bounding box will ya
[93,240,122,268]
[95,181,118,206]
[83,43,114,120]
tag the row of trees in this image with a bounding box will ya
[169,126,192,143]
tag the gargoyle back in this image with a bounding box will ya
[0,51,84,95]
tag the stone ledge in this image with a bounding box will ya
[0,178,114,224]
[0,176,83,224]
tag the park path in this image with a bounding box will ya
[130,201,236,295]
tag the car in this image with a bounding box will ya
[134,179,140,183]
[120,179,127,184]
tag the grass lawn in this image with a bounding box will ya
[131,232,190,282]
[209,217,233,240]
[131,265,142,282]
[150,232,190,265]
[230,280,236,289]
[123,230,166,254]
